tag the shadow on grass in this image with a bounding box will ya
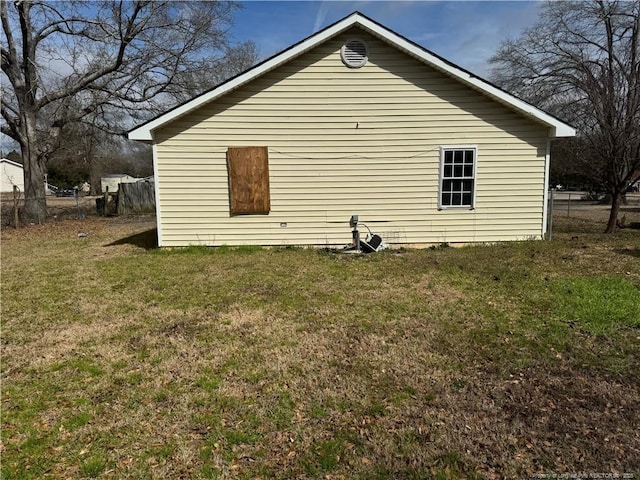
[106,228,158,250]
[615,247,640,258]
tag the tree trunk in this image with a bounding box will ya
[21,112,47,224]
[23,153,47,224]
[604,190,622,233]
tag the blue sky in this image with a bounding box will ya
[230,1,541,77]
[1,0,542,155]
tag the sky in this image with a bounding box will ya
[229,1,542,77]
[1,0,542,155]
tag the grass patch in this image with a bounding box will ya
[550,276,640,333]
[63,411,92,431]
[309,438,346,472]
[78,456,107,478]
[1,212,639,478]
[195,368,222,392]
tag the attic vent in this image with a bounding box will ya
[341,39,368,68]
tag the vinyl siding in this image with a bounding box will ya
[154,28,549,247]
[0,161,24,193]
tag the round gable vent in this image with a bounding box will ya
[341,39,368,68]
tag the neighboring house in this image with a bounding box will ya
[630,170,640,192]
[100,174,139,193]
[129,12,576,248]
[0,159,24,193]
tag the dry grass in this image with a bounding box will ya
[1,208,639,479]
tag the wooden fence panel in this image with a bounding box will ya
[117,182,156,215]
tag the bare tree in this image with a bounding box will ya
[490,0,640,233]
[1,0,253,223]
[169,41,260,103]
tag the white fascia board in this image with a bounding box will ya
[129,12,576,141]
[128,13,363,141]
[353,16,576,138]
[542,139,551,237]
[1,159,24,168]
[151,142,163,246]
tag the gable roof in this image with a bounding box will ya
[128,11,576,141]
[1,158,23,169]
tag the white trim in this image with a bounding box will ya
[152,142,163,247]
[438,145,477,210]
[0,158,24,169]
[542,138,551,237]
[368,18,576,138]
[129,15,360,141]
[128,12,576,141]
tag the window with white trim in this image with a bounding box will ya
[439,147,476,208]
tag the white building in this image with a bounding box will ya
[1,159,24,193]
[100,174,139,193]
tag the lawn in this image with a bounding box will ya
[1,210,639,479]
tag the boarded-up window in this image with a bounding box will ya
[227,146,270,214]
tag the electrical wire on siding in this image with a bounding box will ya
[157,144,441,160]
[268,147,441,160]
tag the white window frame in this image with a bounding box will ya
[438,145,477,210]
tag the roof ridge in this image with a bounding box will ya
[129,11,575,141]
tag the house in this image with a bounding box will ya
[129,12,576,247]
[1,159,24,193]
[100,174,140,194]
[630,170,640,193]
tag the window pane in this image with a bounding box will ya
[463,192,472,205]
[444,150,453,163]
[463,179,473,191]
[442,192,451,205]
[463,165,473,177]
[443,179,453,191]
[465,150,474,163]
[454,150,463,163]
[452,193,462,205]
[444,165,452,178]
[454,165,463,177]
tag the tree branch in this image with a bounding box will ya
[36,1,147,109]
[1,104,22,143]
[0,0,17,66]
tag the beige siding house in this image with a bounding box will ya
[129,12,575,248]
